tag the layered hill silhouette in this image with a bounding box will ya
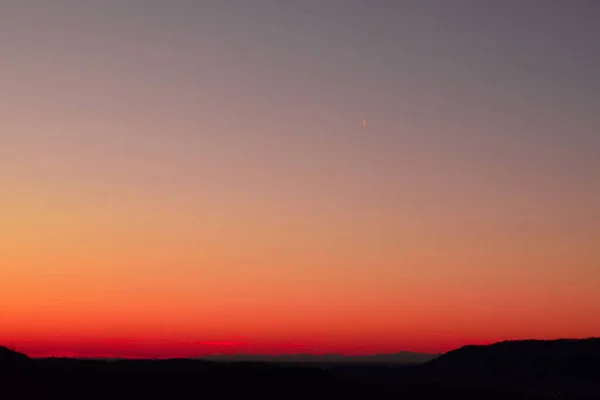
[203,350,438,364]
[2,338,599,398]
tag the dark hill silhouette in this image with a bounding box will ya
[0,346,30,366]
[407,338,600,396]
[2,340,600,398]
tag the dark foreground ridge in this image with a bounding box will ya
[1,338,599,399]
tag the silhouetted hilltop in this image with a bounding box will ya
[410,338,600,396]
[0,346,30,366]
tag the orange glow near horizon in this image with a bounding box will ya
[1,164,599,358]
[0,336,524,359]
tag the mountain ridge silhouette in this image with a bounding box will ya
[2,338,600,398]
[406,337,600,396]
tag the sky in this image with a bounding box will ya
[1,0,599,358]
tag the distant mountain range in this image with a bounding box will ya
[202,351,439,364]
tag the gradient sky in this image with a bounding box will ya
[1,0,599,358]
